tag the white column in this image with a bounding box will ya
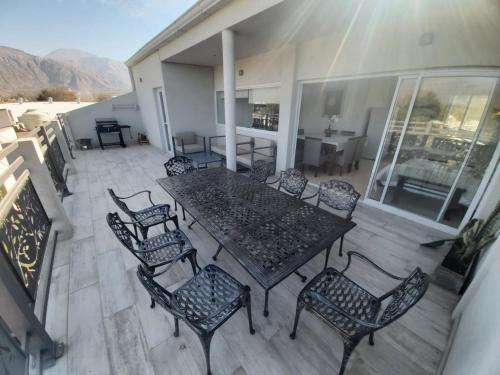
[222,29,237,171]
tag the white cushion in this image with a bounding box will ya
[176,144,204,154]
[175,131,195,145]
[211,145,226,156]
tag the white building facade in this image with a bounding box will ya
[127,0,500,235]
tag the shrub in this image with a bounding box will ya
[37,86,76,102]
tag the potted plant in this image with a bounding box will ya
[427,201,500,293]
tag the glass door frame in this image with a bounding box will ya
[364,70,500,234]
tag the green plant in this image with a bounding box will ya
[458,202,500,262]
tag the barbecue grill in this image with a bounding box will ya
[95,118,131,150]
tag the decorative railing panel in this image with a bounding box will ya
[0,177,52,302]
[49,138,66,179]
[57,113,75,159]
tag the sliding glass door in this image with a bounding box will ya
[368,74,499,228]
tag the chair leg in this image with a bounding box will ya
[369,332,375,346]
[244,290,256,335]
[263,289,270,317]
[140,226,148,239]
[212,244,223,261]
[187,253,198,276]
[294,270,307,283]
[338,235,345,257]
[182,207,186,221]
[174,317,179,337]
[171,215,180,230]
[198,332,214,375]
[324,245,332,269]
[188,219,196,229]
[339,342,355,375]
[150,298,155,309]
[174,200,177,211]
[289,300,304,339]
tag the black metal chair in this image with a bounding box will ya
[290,251,429,375]
[106,211,198,281]
[137,262,255,375]
[164,156,196,223]
[303,179,360,259]
[108,188,178,239]
[249,159,275,183]
[268,168,308,198]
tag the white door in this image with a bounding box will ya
[154,87,172,153]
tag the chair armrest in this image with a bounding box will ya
[194,135,206,152]
[305,291,381,329]
[301,190,319,201]
[341,251,405,280]
[209,135,225,151]
[115,190,155,206]
[266,176,281,185]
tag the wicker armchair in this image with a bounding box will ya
[108,188,178,239]
[302,179,360,259]
[106,212,198,279]
[137,262,255,375]
[164,156,196,222]
[290,251,429,375]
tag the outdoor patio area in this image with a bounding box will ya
[43,145,458,375]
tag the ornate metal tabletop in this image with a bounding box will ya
[157,168,355,290]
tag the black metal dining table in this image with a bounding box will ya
[157,168,356,316]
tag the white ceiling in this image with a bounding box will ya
[166,0,359,66]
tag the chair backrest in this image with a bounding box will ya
[339,138,357,167]
[175,131,195,145]
[136,265,173,311]
[340,130,356,136]
[108,188,133,216]
[303,137,323,167]
[164,156,196,176]
[318,180,361,219]
[250,160,275,183]
[278,168,308,198]
[378,268,429,327]
[253,137,275,157]
[106,212,138,253]
[352,136,367,162]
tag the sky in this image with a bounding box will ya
[0,0,197,61]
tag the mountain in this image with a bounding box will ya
[46,49,131,92]
[0,46,130,99]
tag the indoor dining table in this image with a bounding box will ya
[157,167,356,316]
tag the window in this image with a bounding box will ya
[216,87,280,131]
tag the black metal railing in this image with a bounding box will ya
[39,127,71,198]
[0,177,52,302]
[56,114,75,159]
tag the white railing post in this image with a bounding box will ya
[6,138,73,240]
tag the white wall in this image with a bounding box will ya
[65,92,143,147]
[161,63,216,139]
[299,76,398,136]
[441,237,500,375]
[295,0,500,81]
[131,53,164,150]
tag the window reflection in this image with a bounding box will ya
[216,88,280,131]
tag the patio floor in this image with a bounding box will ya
[44,145,458,375]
